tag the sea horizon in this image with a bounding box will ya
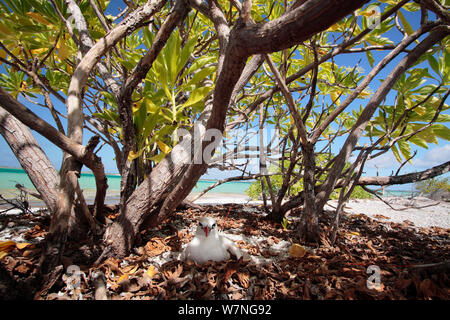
[0,167,253,196]
[0,167,419,202]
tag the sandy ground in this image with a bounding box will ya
[326,196,450,229]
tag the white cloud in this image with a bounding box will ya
[411,144,450,168]
[353,143,450,177]
[365,152,397,169]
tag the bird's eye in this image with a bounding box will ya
[199,222,203,227]
[212,223,216,228]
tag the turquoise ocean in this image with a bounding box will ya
[0,167,252,196]
[0,167,417,203]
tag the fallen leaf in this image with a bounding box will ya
[289,243,306,258]
[146,265,158,278]
[162,262,183,281]
[145,237,169,257]
[0,241,17,259]
[0,241,16,251]
[373,214,390,220]
[366,240,377,254]
[15,263,30,275]
[122,264,139,274]
[236,271,250,288]
[419,279,439,299]
[16,243,31,250]
[117,273,129,284]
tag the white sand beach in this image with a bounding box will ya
[326,196,450,229]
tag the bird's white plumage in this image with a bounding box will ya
[181,217,242,264]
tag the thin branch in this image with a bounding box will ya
[264,54,309,145]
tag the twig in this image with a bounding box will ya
[15,184,42,200]
[361,186,441,211]
[409,260,450,270]
[361,186,403,211]
[395,150,417,176]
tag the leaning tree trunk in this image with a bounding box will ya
[0,107,59,212]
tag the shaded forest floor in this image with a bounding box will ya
[0,203,449,300]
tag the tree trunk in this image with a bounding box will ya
[298,142,319,243]
[0,107,59,212]
[103,102,218,257]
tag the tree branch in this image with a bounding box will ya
[315,26,449,212]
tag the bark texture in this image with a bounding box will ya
[0,107,59,213]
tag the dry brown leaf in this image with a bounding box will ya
[24,225,47,239]
[373,214,390,220]
[122,264,139,274]
[419,279,439,298]
[236,271,250,288]
[145,237,169,257]
[163,262,183,281]
[366,240,377,254]
[289,243,306,258]
[15,263,30,275]
[103,257,122,274]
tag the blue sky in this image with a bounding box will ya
[0,0,448,189]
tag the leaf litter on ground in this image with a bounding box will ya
[0,203,449,300]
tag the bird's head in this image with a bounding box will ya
[196,216,218,238]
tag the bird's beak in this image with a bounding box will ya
[203,227,209,237]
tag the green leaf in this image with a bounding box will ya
[92,109,119,123]
[398,11,415,37]
[162,30,181,85]
[183,66,215,90]
[431,124,450,141]
[145,98,160,113]
[391,144,402,163]
[182,56,215,79]
[149,125,176,145]
[177,35,198,76]
[412,125,439,144]
[143,27,155,48]
[140,111,160,146]
[427,54,440,76]
[398,139,411,160]
[366,50,374,68]
[408,135,428,149]
[148,152,166,164]
[181,87,212,109]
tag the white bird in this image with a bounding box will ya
[181,216,242,264]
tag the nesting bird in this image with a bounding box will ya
[181,216,242,264]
